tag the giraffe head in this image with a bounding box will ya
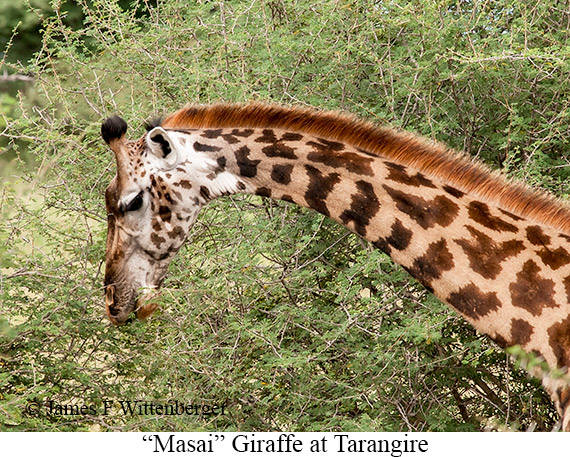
[101,116,213,324]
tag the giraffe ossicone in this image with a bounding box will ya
[102,102,570,430]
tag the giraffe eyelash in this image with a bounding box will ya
[122,191,144,213]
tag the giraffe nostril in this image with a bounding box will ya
[105,285,119,316]
[105,284,115,301]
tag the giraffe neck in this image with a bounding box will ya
[184,126,570,376]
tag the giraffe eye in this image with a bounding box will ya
[123,192,144,212]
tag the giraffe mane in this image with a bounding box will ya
[162,102,570,235]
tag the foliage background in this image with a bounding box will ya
[2,0,570,431]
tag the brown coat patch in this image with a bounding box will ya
[442,185,465,199]
[339,180,380,236]
[177,179,193,189]
[547,315,570,368]
[526,225,551,246]
[383,185,459,230]
[510,260,558,316]
[201,129,223,138]
[385,162,436,188]
[307,147,374,176]
[455,226,525,279]
[447,284,502,320]
[256,187,272,198]
[407,239,455,289]
[194,141,222,152]
[468,201,518,232]
[271,164,294,185]
[375,219,413,254]
[262,143,298,160]
[234,145,261,178]
[537,246,570,270]
[151,232,166,248]
[510,318,534,346]
[158,205,172,223]
[304,165,341,217]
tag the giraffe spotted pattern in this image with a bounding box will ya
[101,102,570,430]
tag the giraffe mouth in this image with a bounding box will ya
[105,284,132,325]
[134,288,161,320]
[105,284,161,325]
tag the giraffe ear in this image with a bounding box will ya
[147,127,178,170]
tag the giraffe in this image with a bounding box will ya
[102,102,570,430]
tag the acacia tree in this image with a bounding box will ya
[2,0,569,431]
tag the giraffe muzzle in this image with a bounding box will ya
[104,284,134,325]
[105,284,160,324]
